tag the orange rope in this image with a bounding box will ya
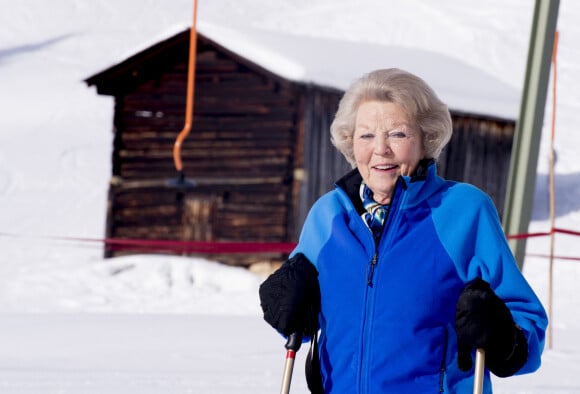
[173,0,199,172]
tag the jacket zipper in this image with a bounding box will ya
[365,177,405,288]
[359,178,407,393]
[366,253,378,286]
[359,236,378,393]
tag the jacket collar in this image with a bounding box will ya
[335,158,440,214]
[399,159,446,209]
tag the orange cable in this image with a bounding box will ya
[173,0,199,172]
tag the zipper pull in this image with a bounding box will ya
[367,254,378,286]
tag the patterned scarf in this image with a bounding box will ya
[359,182,390,239]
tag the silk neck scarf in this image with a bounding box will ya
[359,182,390,239]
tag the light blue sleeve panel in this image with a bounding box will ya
[291,190,347,270]
[431,182,548,375]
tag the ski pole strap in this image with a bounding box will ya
[306,331,324,394]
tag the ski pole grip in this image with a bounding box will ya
[285,332,303,352]
[280,333,303,394]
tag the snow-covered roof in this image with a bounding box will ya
[197,22,520,119]
[94,21,520,120]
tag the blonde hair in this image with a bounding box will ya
[330,68,452,167]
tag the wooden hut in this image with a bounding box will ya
[85,28,515,266]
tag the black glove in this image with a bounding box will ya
[455,278,528,377]
[259,253,320,337]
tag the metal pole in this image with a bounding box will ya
[280,333,302,394]
[473,349,485,394]
[502,0,559,270]
[547,30,559,351]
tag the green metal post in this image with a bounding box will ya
[502,0,559,270]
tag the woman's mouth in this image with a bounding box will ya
[373,164,398,171]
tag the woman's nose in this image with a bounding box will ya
[374,135,392,155]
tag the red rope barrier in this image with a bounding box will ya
[527,253,580,262]
[553,227,580,237]
[506,231,551,240]
[0,233,295,254]
[49,235,297,254]
[1,226,579,257]
[100,237,297,254]
[505,227,580,239]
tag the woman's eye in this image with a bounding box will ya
[359,133,374,139]
[388,131,407,139]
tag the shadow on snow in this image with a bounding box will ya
[532,172,580,221]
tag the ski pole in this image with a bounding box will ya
[473,348,485,394]
[280,332,302,394]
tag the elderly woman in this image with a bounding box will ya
[259,68,547,393]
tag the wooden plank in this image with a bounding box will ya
[119,117,295,132]
[114,225,185,239]
[183,197,217,241]
[117,148,292,159]
[118,138,293,151]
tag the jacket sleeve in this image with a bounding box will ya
[433,183,548,375]
[290,192,343,268]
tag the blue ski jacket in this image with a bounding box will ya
[292,162,547,393]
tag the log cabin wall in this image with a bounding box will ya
[295,85,350,238]
[90,31,304,265]
[439,112,515,218]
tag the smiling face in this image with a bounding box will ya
[353,100,424,204]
